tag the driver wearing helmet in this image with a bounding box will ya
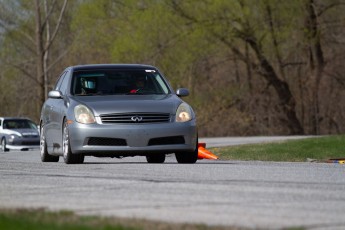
[81,77,97,95]
[130,75,147,94]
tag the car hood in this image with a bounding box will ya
[3,128,39,137]
[71,94,182,116]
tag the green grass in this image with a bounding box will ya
[211,135,345,162]
[0,208,305,230]
[0,209,134,230]
[0,208,244,230]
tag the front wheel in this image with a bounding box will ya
[146,154,166,163]
[62,120,84,164]
[40,126,59,162]
[1,138,9,152]
[175,145,198,164]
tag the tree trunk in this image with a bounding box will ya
[305,0,325,135]
[246,37,304,135]
[44,0,51,101]
[245,43,253,94]
[35,0,45,117]
[34,0,68,117]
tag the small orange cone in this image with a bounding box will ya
[198,143,206,148]
[198,143,218,160]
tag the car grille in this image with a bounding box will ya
[100,113,171,124]
[148,136,185,146]
[87,137,127,146]
[22,134,39,138]
[21,141,40,146]
[22,133,39,138]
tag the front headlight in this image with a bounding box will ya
[74,105,96,124]
[176,102,193,122]
[9,134,21,143]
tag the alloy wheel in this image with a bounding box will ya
[1,139,8,152]
[63,123,69,160]
[40,129,45,158]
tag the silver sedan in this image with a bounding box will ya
[40,64,198,164]
[0,117,40,152]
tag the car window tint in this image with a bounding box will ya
[28,121,38,129]
[152,73,169,94]
[72,69,171,95]
[3,120,33,129]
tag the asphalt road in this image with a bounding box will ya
[1,137,344,229]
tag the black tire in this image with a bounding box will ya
[1,138,9,152]
[40,126,59,162]
[175,143,198,164]
[146,154,166,163]
[62,120,84,164]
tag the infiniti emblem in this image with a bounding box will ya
[131,116,143,122]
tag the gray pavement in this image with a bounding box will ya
[0,136,344,229]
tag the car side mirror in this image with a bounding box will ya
[176,88,189,97]
[48,90,63,99]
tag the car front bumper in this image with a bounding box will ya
[6,137,40,151]
[68,120,197,156]
[6,144,40,151]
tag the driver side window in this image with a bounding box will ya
[53,71,70,96]
[55,71,67,90]
[59,71,70,95]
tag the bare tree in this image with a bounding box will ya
[170,0,304,134]
[35,0,68,114]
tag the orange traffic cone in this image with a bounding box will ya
[198,143,206,148]
[198,143,218,160]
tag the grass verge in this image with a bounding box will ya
[211,135,345,162]
[0,208,245,230]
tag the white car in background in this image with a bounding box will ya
[0,117,40,152]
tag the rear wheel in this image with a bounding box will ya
[40,126,59,162]
[63,120,84,164]
[1,138,9,152]
[175,143,198,164]
[146,154,166,163]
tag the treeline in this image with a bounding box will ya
[1,0,345,137]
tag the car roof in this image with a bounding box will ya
[0,117,32,121]
[69,64,158,71]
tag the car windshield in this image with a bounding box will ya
[3,120,37,130]
[71,69,171,96]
